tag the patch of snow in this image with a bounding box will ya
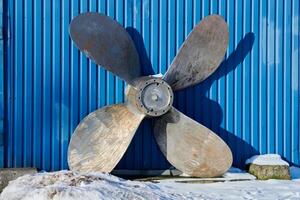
[245,154,289,166]
[159,179,300,200]
[1,168,300,200]
[151,73,163,78]
[160,167,256,183]
[223,167,256,180]
[0,171,180,200]
[291,166,300,181]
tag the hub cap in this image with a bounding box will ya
[137,78,173,116]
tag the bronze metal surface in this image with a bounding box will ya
[163,15,229,91]
[69,12,140,85]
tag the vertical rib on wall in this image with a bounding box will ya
[3,0,300,170]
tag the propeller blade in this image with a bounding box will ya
[163,15,228,91]
[69,12,141,85]
[68,104,145,172]
[154,107,232,177]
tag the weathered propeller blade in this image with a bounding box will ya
[163,15,228,91]
[68,12,232,177]
[69,12,140,85]
[154,107,232,177]
[68,104,145,173]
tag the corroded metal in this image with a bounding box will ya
[154,107,233,177]
[163,15,229,91]
[69,12,140,85]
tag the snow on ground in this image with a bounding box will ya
[245,154,289,166]
[219,167,256,180]
[1,167,300,200]
[0,171,181,200]
[159,178,300,200]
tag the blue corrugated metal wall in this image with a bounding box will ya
[2,0,300,171]
[0,0,3,167]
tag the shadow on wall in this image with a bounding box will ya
[116,27,167,170]
[118,27,256,170]
[188,32,257,168]
[126,27,155,76]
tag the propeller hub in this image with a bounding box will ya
[136,78,173,117]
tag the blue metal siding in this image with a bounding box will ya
[2,0,300,170]
[0,0,3,167]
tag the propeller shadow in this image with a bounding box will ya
[115,27,169,170]
[126,27,155,76]
[182,32,257,168]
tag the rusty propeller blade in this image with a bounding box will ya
[68,103,145,173]
[163,15,228,91]
[69,12,140,85]
[154,107,232,177]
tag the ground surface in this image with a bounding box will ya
[1,166,300,200]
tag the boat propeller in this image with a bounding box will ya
[68,12,232,177]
